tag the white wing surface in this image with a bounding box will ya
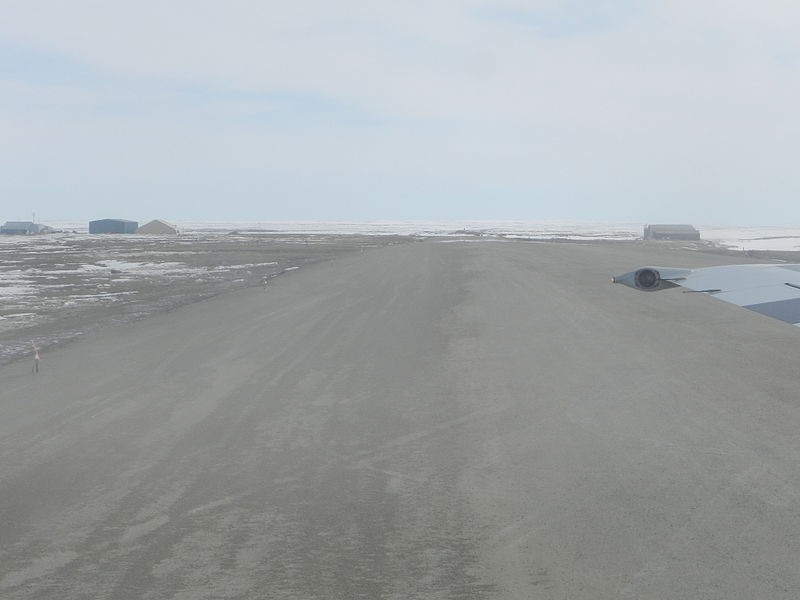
[613,264,800,326]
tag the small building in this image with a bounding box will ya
[1,221,41,235]
[89,219,138,234]
[137,219,178,235]
[643,224,700,241]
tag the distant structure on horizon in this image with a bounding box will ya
[89,219,138,234]
[137,219,179,235]
[1,221,41,235]
[643,224,700,241]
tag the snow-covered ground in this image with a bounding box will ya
[698,226,800,252]
[178,220,644,240]
[44,221,800,251]
[48,220,642,239]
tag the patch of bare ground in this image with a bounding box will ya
[0,233,408,365]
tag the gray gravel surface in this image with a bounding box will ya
[1,239,800,599]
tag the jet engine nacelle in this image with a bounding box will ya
[612,267,688,291]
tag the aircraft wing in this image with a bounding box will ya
[613,264,800,326]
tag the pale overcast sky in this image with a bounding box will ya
[1,1,799,224]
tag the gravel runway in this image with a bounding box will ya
[1,239,800,599]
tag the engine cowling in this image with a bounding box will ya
[612,267,685,291]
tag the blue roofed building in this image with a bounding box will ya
[89,219,139,234]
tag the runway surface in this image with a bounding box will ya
[1,239,800,599]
